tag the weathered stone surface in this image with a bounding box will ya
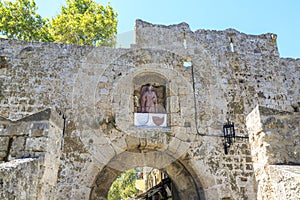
[0,109,64,199]
[0,151,7,160]
[246,105,300,200]
[0,137,9,151]
[29,122,49,137]
[0,158,41,200]
[0,19,299,199]
[9,136,25,158]
[26,137,48,152]
[269,165,300,199]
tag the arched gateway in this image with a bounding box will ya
[86,48,204,199]
[2,19,297,200]
[89,146,205,199]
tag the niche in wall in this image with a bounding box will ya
[133,72,167,127]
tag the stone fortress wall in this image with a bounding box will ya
[247,106,299,200]
[0,109,63,199]
[0,19,299,199]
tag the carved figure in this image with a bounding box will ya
[141,85,157,113]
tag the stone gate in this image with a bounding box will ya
[0,20,299,200]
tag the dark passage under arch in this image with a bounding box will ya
[89,151,205,200]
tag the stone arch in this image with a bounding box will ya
[94,48,196,135]
[85,48,213,199]
[89,150,206,200]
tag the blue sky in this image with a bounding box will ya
[35,0,300,58]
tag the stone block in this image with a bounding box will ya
[0,122,9,135]
[0,137,9,151]
[169,96,179,113]
[29,122,49,137]
[9,136,25,157]
[26,137,48,152]
[167,137,190,158]
[3,123,30,137]
[0,158,40,199]
[0,151,7,159]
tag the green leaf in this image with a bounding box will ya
[0,0,117,46]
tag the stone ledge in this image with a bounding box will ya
[270,164,300,175]
[0,108,63,128]
[0,157,38,170]
[247,105,300,165]
[268,165,300,199]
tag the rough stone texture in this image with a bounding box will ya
[268,165,300,200]
[0,158,41,200]
[246,105,300,200]
[0,109,64,199]
[0,19,299,199]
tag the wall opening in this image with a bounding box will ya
[183,28,187,49]
[133,73,168,127]
[229,37,234,52]
[108,167,178,200]
[89,150,205,200]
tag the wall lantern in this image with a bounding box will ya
[223,120,235,154]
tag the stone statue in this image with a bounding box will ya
[141,85,157,113]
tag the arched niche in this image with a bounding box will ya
[94,49,197,135]
[133,72,168,127]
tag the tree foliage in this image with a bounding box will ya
[49,0,117,46]
[0,0,118,46]
[0,0,51,41]
[108,169,139,200]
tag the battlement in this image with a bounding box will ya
[135,19,279,57]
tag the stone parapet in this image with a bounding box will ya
[0,158,41,200]
[0,109,63,162]
[246,105,300,200]
[268,165,300,200]
[135,19,279,57]
[247,105,299,165]
[0,109,63,199]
